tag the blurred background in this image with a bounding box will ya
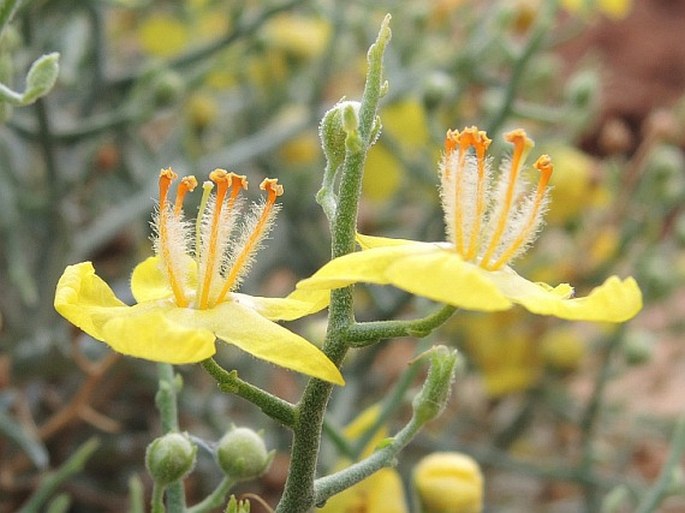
[1,0,684,511]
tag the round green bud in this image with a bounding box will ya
[145,432,196,485]
[216,427,272,481]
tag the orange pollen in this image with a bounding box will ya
[157,167,188,307]
[173,175,198,216]
[445,129,460,153]
[214,178,283,305]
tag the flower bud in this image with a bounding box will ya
[319,101,361,172]
[22,52,60,105]
[413,452,483,513]
[565,69,599,110]
[145,432,196,485]
[225,494,251,513]
[412,346,460,425]
[216,427,273,481]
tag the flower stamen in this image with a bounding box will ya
[479,129,534,269]
[157,168,189,307]
[463,129,491,260]
[488,155,553,270]
[173,175,198,216]
[214,178,283,305]
[198,169,232,310]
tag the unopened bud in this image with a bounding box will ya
[621,330,655,366]
[319,101,360,171]
[145,432,196,485]
[22,52,60,105]
[225,494,251,513]
[413,452,483,513]
[565,69,599,110]
[412,346,459,425]
[216,427,274,481]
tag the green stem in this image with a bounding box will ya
[151,483,166,513]
[314,416,422,505]
[579,328,624,513]
[634,415,685,513]
[275,16,392,513]
[201,358,297,427]
[186,477,235,513]
[0,0,22,38]
[156,363,185,513]
[17,438,100,513]
[344,305,456,347]
[351,337,433,458]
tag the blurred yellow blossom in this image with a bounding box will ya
[383,99,430,153]
[138,15,189,57]
[279,131,321,166]
[414,452,483,513]
[261,14,331,59]
[542,144,600,224]
[55,169,343,384]
[540,327,586,372]
[362,144,403,203]
[298,127,642,323]
[461,312,541,396]
[561,0,633,19]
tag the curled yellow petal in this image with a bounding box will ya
[54,262,129,340]
[493,270,643,322]
[183,302,344,385]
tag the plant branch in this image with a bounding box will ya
[201,358,297,428]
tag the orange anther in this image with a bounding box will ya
[173,175,198,216]
[534,154,553,187]
[444,129,460,153]
[158,167,177,206]
[260,178,284,199]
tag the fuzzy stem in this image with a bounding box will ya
[275,15,392,513]
[156,364,185,513]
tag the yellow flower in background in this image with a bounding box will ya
[362,99,430,202]
[318,405,408,513]
[542,144,600,224]
[261,13,331,59]
[362,144,403,203]
[562,0,633,19]
[460,312,541,397]
[55,169,343,385]
[298,127,642,323]
[138,15,189,57]
[414,452,483,513]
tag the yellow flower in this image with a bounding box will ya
[413,452,483,513]
[55,169,343,385]
[298,127,642,323]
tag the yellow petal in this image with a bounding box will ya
[298,243,512,312]
[185,301,345,385]
[492,269,643,322]
[232,289,328,321]
[54,262,129,340]
[101,305,217,363]
[131,256,197,303]
[356,232,422,250]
